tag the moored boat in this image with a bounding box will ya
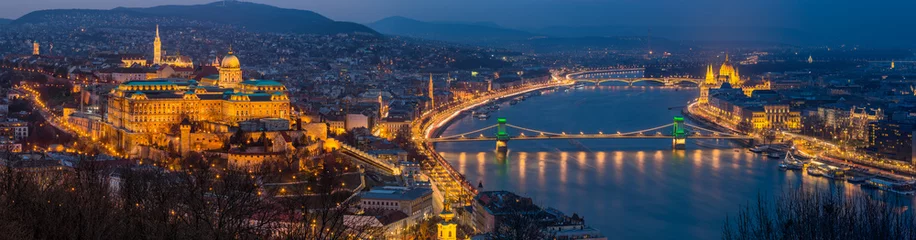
[768,152,785,159]
[806,166,824,176]
[823,168,846,180]
[863,178,916,195]
[779,152,804,171]
[750,145,769,153]
[846,175,871,184]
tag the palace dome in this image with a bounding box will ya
[221,52,240,69]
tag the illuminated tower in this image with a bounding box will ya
[704,65,716,85]
[179,119,191,157]
[437,200,457,240]
[891,60,895,69]
[699,65,715,105]
[807,55,813,64]
[153,25,162,65]
[218,47,243,88]
[378,93,387,118]
[428,73,435,109]
[32,41,39,55]
[732,67,741,86]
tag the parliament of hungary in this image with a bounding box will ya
[66,26,326,166]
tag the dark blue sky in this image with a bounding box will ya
[3,0,914,38]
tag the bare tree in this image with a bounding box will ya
[272,167,382,239]
[723,190,916,240]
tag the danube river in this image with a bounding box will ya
[433,85,900,239]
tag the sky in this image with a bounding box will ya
[2,0,914,36]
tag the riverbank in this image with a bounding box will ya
[685,100,915,180]
[681,102,755,147]
[411,80,571,203]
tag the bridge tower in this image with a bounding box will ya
[495,118,510,156]
[672,116,686,150]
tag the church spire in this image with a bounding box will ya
[725,53,729,62]
[429,73,435,109]
[437,197,457,240]
[153,24,162,65]
[705,64,715,84]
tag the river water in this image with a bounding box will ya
[433,85,908,239]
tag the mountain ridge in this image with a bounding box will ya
[368,16,537,43]
[11,1,377,35]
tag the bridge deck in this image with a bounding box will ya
[428,134,753,142]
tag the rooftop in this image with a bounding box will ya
[361,186,432,201]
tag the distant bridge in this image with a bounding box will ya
[428,117,753,151]
[565,68,701,86]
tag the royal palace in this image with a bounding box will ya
[62,26,329,162]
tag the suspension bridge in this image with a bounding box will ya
[428,117,754,151]
[565,68,701,86]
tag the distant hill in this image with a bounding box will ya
[12,1,376,35]
[0,18,12,25]
[529,25,815,47]
[368,16,537,43]
[519,36,687,52]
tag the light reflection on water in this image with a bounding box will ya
[438,148,910,239]
[434,87,913,239]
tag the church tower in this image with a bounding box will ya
[704,65,716,85]
[378,93,386,118]
[699,65,715,105]
[428,73,435,109]
[891,60,896,69]
[437,200,457,240]
[218,47,243,88]
[179,118,191,157]
[32,41,39,56]
[153,25,162,65]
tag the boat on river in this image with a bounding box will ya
[847,175,872,184]
[862,178,916,195]
[768,152,785,159]
[806,166,825,176]
[823,168,847,180]
[778,152,804,171]
[473,109,490,120]
[750,145,769,153]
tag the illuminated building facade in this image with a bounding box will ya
[698,54,784,132]
[705,86,800,132]
[867,121,915,164]
[105,51,292,154]
[106,78,291,134]
[32,41,39,56]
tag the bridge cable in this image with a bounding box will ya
[682,123,739,136]
[436,124,498,139]
[618,123,675,136]
[504,124,565,136]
